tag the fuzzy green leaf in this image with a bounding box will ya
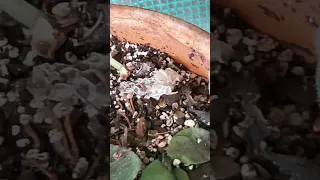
[140,160,176,180]
[110,144,142,180]
[173,168,189,180]
[167,128,210,165]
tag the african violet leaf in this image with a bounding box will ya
[173,168,189,180]
[140,160,176,180]
[140,160,189,180]
[110,144,142,180]
[166,128,210,165]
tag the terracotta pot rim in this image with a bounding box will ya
[111,4,209,34]
[110,4,210,79]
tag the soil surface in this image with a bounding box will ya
[211,3,320,180]
[109,35,210,177]
[0,1,109,179]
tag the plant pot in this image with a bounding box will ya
[214,0,320,62]
[110,4,210,79]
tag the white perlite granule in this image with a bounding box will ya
[118,68,182,100]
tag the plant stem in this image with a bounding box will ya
[0,0,46,29]
[110,54,123,71]
[110,54,130,80]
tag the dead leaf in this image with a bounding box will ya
[135,117,147,137]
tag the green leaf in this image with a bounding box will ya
[110,144,142,180]
[167,128,210,165]
[140,160,176,180]
[0,0,46,28]
[173,168,189,180]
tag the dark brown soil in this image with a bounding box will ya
[109,35,210,168]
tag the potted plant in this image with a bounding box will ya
[110,4,211,180]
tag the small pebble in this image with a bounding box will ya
[291,66,304,76]
[241,164,257,179]
[0,37,8,46]
[157,141,167,148]
[72,157,89,179]
[19,114,32,125]
[226,29,243,46]
[0,97,6,107]
[12,125,21,136]
[257,37,277,52]
[277,49,293,62]
[65,52,77,63]
[172,102,179,110]
[243,55,255,63]
[166,119,173,127]
[279,62,289,77]
[173,159,181,166]
[242,37,258,46]
[126,62,135,70]
[52,2,71,17]
[1,65,9,77]
[17,106,25,113]
[217,25,226,34]
[23,51,36,66]
[248,46,256,54]
[184,120,195,127]
[288,112,304,126]
[22,28,31,38]
[8,47,19,58]
[185,113,191,119]
[232,61,242,72]
[44,117,52,124]
[259,141,267,151]
[225,147,239,159]
[239,156,249,164]
[16,138,31,148]
[7,91,17,102]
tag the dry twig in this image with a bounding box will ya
[24,157,58,180]
[64,115,79,162]
[23,124,41,149]
[118,111,132,129]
